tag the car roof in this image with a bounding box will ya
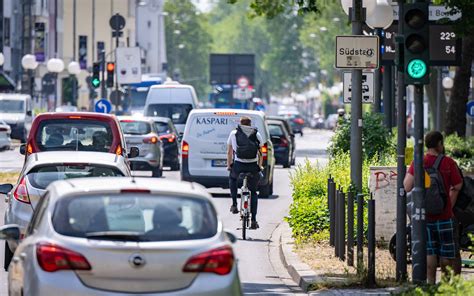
[147,116,171,123]
[46,177,211,202]
[189,108,265,118]
[0,94,31,100]
[117,116,154,123]
[266,120,284,126]
[24,151,127,171]
[34,112,116,120]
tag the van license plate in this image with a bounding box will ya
[212,160,227,167]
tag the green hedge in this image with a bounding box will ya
[400,274,474,295]
[444,134,474,172]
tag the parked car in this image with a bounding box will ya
[0,119,12,150]
[0,177,241,296]
[278,111,305,136]
[151,116,181,171]
[143,80,199,134]
[266,116,296,165]
[118,116,164,177]
[181,109,275,198]
[267,120,293,168]
[0,93,33,142]
[1,151,131,270]
[21,112,138,160]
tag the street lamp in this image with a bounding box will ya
[442,76,454,103]
[67,61,81,106]
[47,58,65,110]
[21,54,38,98]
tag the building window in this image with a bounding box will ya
[4,18,10,47]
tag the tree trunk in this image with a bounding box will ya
[445,31,474,137]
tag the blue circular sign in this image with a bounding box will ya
[467,100,474,118]
[95,99,112,114]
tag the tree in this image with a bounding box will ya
[227,0,319,18]
[164,0,212,98]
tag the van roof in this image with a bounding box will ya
[0,94,31,100]
[149,83,194,89]
[189,108,266,118]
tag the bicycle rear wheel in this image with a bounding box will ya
[242,214,247,240]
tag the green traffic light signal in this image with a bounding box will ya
[407,59,427,79]
[91,77,101,88]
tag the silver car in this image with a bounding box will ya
[0,177,241,296]
[118,116,164,177]
[0,151,131,270]
[0,119,12,150]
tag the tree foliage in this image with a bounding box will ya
[227,0,319,18]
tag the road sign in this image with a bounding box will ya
[237,76,249,89]
[95,99,112,113]
[391,5,462,21]
[343,71,374,104]
[233,88,253,100]
[116,47,141,84]
[210,54,255,85]
[467,101,474,118]
[336,36,379,69]
[109,14,126,31]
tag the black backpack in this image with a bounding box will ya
[235,126,260,160]
[425,154,448,215]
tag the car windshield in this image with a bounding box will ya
[146,104,193,124]
[154,121,170,135]
[0,99,24,113]
[27,164,124,190]
[119,121,151,135]
[130,89,148,108]
[269,124,284,136]
[36,119,113,152]
[52,194,218,242]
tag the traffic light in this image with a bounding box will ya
[403,2,430,85]
[92,62,101,88]
[106,62,115,88]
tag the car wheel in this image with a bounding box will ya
[170,160,180,171]
[300,131,303,137]
[283,154,291,168]
[152,167,163,177]
[4,241,13,271]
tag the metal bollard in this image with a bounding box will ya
[329,179,336,247]
[357,193,364,272]
[334,189,340,258]
[347,191,354,267]
[337,191,346,261]
[367,197,376,287]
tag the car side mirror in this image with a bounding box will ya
[225,231,237,244]
[0,225,20,241]
[128,147,139,158]
[19,144,26,155]
[26,110,32,117]
[0,184,13,195]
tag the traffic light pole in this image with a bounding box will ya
[115,29,120,113]
[412,84,427,284]
[100,50,107,100]
[395,0,407,283]
[349,0,364,193]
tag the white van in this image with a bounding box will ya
[0,94,33,142]
[143,80,199,135]
[181,109,275,197]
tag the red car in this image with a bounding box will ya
[20,112,137,158]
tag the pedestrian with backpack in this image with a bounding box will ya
[227,116,264,229]
[404,131,463,284]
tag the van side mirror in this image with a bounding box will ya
[128,147,139,158]
[0,225,20,241]
[0,184,13,195]
[26,110,32,117]
[19,144,26,155]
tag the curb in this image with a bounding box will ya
[278,222,321,292]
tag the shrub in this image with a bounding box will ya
[444,134,474,172]
[400,274,474,295]
[328,113,394,161]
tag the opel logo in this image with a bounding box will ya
[129,254,146,268]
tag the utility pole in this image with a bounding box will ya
[383,65,393,128]
[350,0,363,192]
[100,50,106,99]
[373,28,383,113]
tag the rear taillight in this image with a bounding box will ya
[159,134,176,143]
[261,144,268,161]
[183,246,234,275]
[13,177,30,204]
[37,243,91,272]
[120,189,151,193]
[143,135,159,144]
[182,141,189,158]
[294,118,304,125]
[0,127,8,132]
[280,137,289,147]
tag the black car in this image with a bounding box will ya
[267,120,293,168]
[266,116,296,165]
[151,117,180,171]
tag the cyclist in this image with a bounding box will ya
[227,116,263,229]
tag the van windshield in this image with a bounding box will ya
[146,104,193,125]
[188,114,267,141]
[0,100,24,113]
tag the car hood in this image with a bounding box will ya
[0,113,24,124]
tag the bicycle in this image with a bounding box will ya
[239,172,254,240]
